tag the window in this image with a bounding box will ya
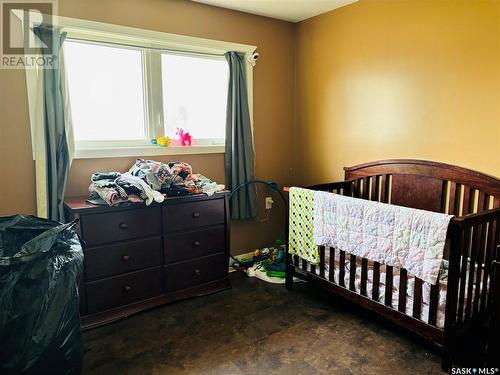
[63,39,230,156]
[64,41,147,143]
[161,53,228,142]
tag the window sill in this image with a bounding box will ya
[73,145,225,159]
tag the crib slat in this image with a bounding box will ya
[339,250,346,287]
[349,255,357,291]
[493,196,500,209]
[448,182,457,215]
[413,278,423,319]
[476,191,485,213]
[440,180,448,213]
[301,258,308,272]
[372,262,381,301]
[428,279,440,326]
[380,174,389,203]
[398,269,408,312]
[351,180,357,198]
[374,176,381,202]
[465,224,481,320]
[384,266,393,307]
[482,219,496,308]
[360,258,368,296]
[293,255,299,267]
[319,246,325,279]
[462,186,471,216]
[457,226,472,322]
[352,179,360,198]
[362,177,370,200]
[473,221,488,316]
[466,187,476,215]
[380,175,389,203]
[329,247,335,283]
[311,248,317,273]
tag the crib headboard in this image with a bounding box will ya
[343,159,500,215]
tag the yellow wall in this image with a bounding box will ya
[0,0,294,254]
[294,0,500,186]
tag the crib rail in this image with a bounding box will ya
[446,208,500,331]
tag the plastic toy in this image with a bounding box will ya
[176,128,192,146]
[253,248,271,262]
[157,136,171,147]
[150,136,171,147]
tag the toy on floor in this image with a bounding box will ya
[232,240,287,283]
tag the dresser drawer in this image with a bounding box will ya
[86,267,163,314]
[164,253,226,292]
[81,207,161,246]
[164,226,225,264]
[85,237,162,281]
[163,199,225,232]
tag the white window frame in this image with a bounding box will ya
[25,14,257,159]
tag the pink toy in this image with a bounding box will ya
[176,128,192,146]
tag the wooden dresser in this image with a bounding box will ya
[65,192,230,329]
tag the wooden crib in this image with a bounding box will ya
[285,159,500,370]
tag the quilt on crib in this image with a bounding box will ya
[288,187,453,285]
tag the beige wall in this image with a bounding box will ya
[0,0,294,255]
[294,0,500,186]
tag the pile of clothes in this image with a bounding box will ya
[88,159,225,206]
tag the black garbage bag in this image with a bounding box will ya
[0,215,84,375]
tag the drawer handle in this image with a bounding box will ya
[193,241,201,247]
[193,269,201,276]
[123,285,132,292]
[122,255,130,262]
[119,222,128,230]
[192,212,200,219]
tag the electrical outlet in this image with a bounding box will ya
[265,197,274,210]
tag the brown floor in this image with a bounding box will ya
[83,272,446,375]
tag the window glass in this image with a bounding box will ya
[161,53,229,143]
[64,40,146,141]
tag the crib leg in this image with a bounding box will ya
[441,353,453,372]
[285,270,293,290]
[285,253,293,290]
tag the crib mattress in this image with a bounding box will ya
[305,248,484,329]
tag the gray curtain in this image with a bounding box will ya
[34,27,70,222]
[225,52,257,219]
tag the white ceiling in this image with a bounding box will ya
[192,0,357,23]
